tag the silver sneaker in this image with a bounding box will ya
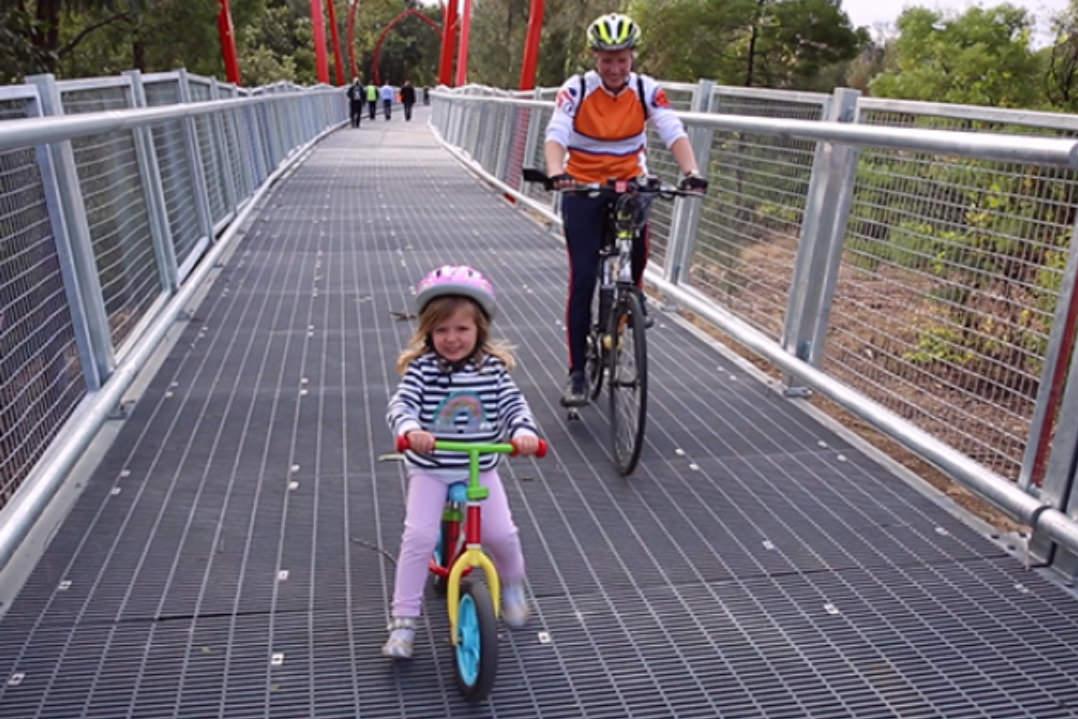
[502,583,530,628]
[381,617,417,659]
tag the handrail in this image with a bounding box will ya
[430,89,1078,168]
[0,92,340,152]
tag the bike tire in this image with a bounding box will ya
[453,579,499,701]
[585,285,609,401]
[607,289,647,475]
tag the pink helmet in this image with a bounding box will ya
[414,265,497,319]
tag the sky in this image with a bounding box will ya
[842,0,1070,45]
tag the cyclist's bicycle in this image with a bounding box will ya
[523,168,703,475]
[395,435,548,701]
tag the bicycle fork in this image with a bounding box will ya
[446,501,501,644]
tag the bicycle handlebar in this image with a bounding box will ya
[522,168,704,199]
[396,435,549,458]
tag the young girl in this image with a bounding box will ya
[383,265,540,659]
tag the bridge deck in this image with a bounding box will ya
[2,109,1078,718]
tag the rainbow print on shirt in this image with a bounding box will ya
[431,390,493,433]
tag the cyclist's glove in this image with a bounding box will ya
[549,173,576,190]
[678,172,709,193]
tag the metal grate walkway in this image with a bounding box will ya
[2,109,1078,718]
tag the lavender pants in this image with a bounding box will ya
[391,468,525,618]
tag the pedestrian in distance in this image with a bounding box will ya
[366,82,378,120]
[401,80,416,121]
[380,81,394,120]
[346,76,365,128]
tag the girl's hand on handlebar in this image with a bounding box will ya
[511,434,541,456]
[405,430,436,454]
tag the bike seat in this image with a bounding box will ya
[447,482,469,503]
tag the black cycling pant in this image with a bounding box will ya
[349,102,363,127]
[562,193,648,373]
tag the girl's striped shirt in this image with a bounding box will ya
[387,352,539,477]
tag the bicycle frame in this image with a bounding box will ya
[395,436,547,645]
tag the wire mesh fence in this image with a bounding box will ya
[0,96,86,506]
[0,73,346,518]
[686,92,826,340]
[144,77,204,274]
[187,79,229,226]
[645,84,695,271]
[822,102,1078,481]
[60,82,162,351]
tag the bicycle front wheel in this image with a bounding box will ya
[453,578,499,701]
[607,289,647,475]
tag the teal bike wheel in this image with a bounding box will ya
[454,579,498,701]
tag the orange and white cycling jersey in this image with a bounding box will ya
[545,71,687,184]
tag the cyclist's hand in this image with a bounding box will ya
[679,172,708,193]
[405,430,436,454]
[549,173,576,190]
[511,434,540,456]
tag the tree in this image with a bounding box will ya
[629,0,864,89]
[1046,0,1078,111]
[1,8,54,82]
[869,4,1043,108]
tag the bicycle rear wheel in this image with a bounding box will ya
[607,289,647,475]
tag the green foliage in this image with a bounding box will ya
[627,0,865,89]
[869,5,1044,108]
[0,9,54,82]
[7,0,440,86]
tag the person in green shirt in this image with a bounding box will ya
[366,83,378,120]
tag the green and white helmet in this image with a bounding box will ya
[587,13,641,52]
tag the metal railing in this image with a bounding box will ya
[429,82,1078,567]
[0,69,346,566]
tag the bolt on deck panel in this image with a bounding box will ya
[2,111,1077,718]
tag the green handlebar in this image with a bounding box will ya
[395,436,548,500]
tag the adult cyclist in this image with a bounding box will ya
[544,12,709,408]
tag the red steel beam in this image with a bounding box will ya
[518,0,543,90]
[217,0,241,85]
[439,0,458,86]
[326,0,346,84]
[454,0,473,87]
[310,0,330,84]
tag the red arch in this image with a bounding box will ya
[371,7,440,86]
[347,1,359,80]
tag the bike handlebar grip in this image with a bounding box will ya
[396,435,410,452]
[536,439,549,458]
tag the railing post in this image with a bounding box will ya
[243,91,267,189]
[1019,211,1078,491]
[26,73,114,390]
[780,87,861,389]
[23,75,107,390]
[1030,320,1078,565]
[494,105,513,182]
[209,79,239,214]
[124,70,179,292]
[261,90,282,169]
[665,79,715,285]
[522,88,543,173]
[177,68,216,244]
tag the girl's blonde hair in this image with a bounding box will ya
[396,296,515,373]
